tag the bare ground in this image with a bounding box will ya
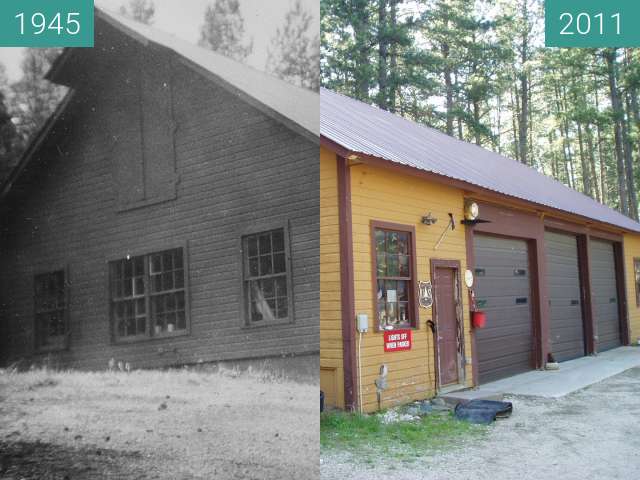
[321,367,640,480]
[0,367,319,479]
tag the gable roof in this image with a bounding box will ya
[321,88,640,234]
[1,7,319,203]
[52,6,319,140]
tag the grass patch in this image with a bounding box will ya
[321,409,487,462]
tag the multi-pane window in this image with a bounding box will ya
[635,258,640,307]
[110,248,187,340]
[34,270,67,350]
[374,227,415,329]
[243,228,290,325]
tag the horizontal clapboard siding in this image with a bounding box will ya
[0,48,319,369]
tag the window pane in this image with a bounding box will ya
[387,254,399,276]
[262,278,275,298]
[376,254,386,277]
[398,254,410,277]
[398,302,409,324]
[397,233,409,254]
[163,252,173,271]
[273,253,286,274]
[388,232,399,254]
[124,260,133,278]
[174,270,184,289]
[176,291,185,310]
[276,297,288,318]
[259,234,271,255]
[151,254,162,274]
[272,229,285,252]
[249,257,259,276]
[134,256,144,276]
[375,229,385,253]
[134,277,145,296]
[397,281,408,302]
[136,298,146,315]
[152,275,162,293]
[248,236,258,257]
[177,311,186,330]
[275,277,287,297]
[259,255,272,276]
[137,317,146,334]
[123,278,133,296]
[162,272,173,291]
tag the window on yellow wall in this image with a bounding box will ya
[372,222,418,330]
[634,258,640,307]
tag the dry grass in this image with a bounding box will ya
[0,366,319,479]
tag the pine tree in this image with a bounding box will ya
[119,0,155,25]
[10,49,65,147]
[0,64,19,183]
[199,0,253,62]
[266,0,320,91]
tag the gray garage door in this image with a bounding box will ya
[590,239,622,352]
[544,231,585,362]
[474,235,533,383]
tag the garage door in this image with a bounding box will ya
[544,231,585,362]
[474,235,533,383]
[590,239,621,351]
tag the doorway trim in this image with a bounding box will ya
[430,258,466,392]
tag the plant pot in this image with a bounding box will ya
[472,311,486,329]
[167,324,175,333]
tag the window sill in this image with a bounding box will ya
[242,317,293,329]
[375,324,417,333]
[113,329,189,345]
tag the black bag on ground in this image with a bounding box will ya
[454,399,513,424]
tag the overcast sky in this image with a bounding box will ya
[0,0,318,82]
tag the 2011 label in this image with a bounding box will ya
[559,12,621,36]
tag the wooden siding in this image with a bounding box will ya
[624,233,640,344]
[319,147,343,408]
[349,162,471,412]
[0,46,319,369]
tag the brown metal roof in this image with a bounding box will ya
[321,88,640,233]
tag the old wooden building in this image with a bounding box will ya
[0,9,319,369]
[320,88,640,412]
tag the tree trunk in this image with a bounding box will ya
[388,0,398,112]
[604,48,629,215]
[517,0,529,166]
[623,93,638,219]
[593,70,608,205]
[585,124,601,202]
[442,41,454,136]
[576,122,592,197]
[376,0,388,110]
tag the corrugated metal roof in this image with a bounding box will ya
[321,88,640,233]
[93,5,319,138]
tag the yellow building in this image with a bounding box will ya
[321,88,640,413]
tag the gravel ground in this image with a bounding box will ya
[321,367,640,480]
[0,367,319,480]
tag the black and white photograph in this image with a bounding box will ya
[0,1,319,478]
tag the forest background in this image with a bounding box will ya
[321,0,640,220]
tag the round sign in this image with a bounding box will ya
[464,269,474,288]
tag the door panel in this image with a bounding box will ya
[434,266,459,387]
[590,239,621,351]
[474,235,533,383]
[544,231,585,362]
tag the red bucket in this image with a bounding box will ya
[472,311,486,329]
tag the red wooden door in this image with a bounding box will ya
[435,267,460,386]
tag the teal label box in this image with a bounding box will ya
[546,0,640,47]
[0,0,94,47]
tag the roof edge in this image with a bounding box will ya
[320,135,637,235]
[1,90,76,203]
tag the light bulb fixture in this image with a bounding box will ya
[464,201,479,221]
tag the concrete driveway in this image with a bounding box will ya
[322,351,640,480]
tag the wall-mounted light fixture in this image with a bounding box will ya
[421,212,438,225]
[464,201,479,221]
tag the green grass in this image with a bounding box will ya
[321,409,487,462]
